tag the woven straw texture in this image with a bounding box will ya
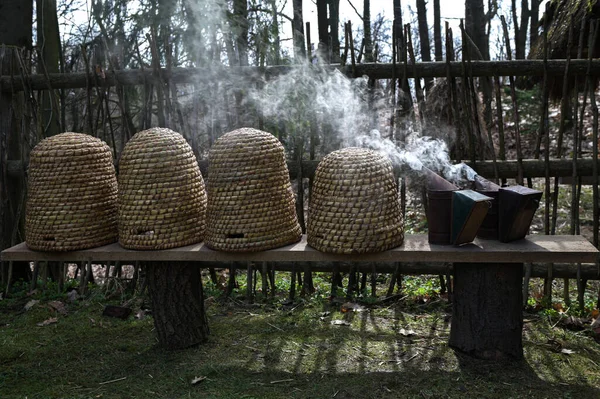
[307,147,404,254]
[205,127,302,252]
[26,133,118,251]
[118,128,207,250]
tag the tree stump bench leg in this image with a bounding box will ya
[449,262,524,360]
[147,261,209,350]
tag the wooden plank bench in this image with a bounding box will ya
[2,235,598,360]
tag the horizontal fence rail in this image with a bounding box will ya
[6,158,600,180]
[1,59,599,92]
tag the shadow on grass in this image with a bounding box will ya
[1,297,600,399]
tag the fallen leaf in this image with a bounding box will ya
[331,320,351,326]
[37,317,58,327]
[561,348,575,355]
[191,376,206,385]
[24,299,39,311]
[399,328,417,336]
[553,303,564,313]
[48,301,68,315]
[591,309,599,319]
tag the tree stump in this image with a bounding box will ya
[449,262,523,360]
[147,262,209,350]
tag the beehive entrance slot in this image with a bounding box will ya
[43,236,56,242]
[133,228,155,236]
[227,233,245,239]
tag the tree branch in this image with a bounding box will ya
[485,0,498,21]
[346,0,363,20]
[247,6,293,23]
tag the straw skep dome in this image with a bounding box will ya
[118,128,207,250]
[26,132,118,251]
[205,127,302,252]
[307,147,404,254]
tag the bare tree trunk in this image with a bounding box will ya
[363,0,373,62]
[269,0,281,64]
[530,0,540,50]
[416,0,433,91]
[465,0,495,127]
[465,0,489,60]
[512,0,530,59]
[0,1,33,284]
[329,0,341,63]
[316,0,329,62]
[434,0,443,61]
[233,0,249,66]
[393,0,403,55]
[292,0,306,60]
[36,4,67,287]
[393,0,412,117]
[36,0,61,137]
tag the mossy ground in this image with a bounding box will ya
[1,274,599,399]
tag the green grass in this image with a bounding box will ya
[1,283,600,399]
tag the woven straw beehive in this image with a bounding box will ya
[205,127,302,252]
[26,133,118,251]
[307,147,404,254]
[118,128,207,250]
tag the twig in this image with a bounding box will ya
[267,322,283,331]
[98,377,126,385]
[345,0,362,20]
[270,379,294,384]
[550,313,565,329]
[376,293,407,305]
